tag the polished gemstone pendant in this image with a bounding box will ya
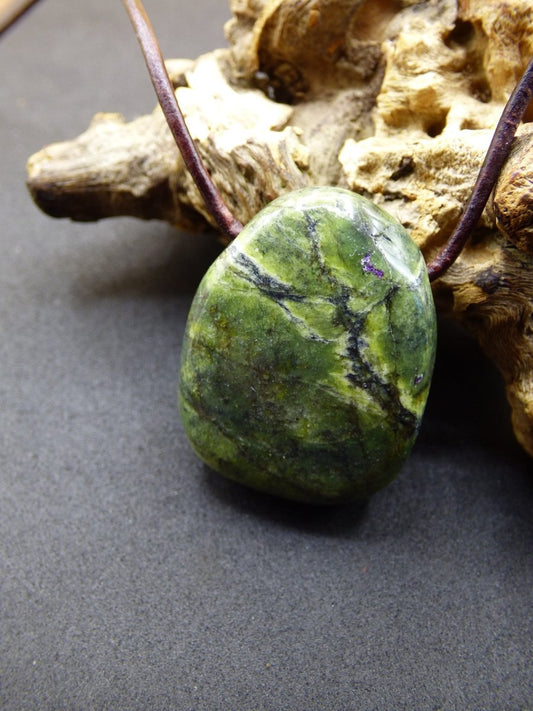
[179,187,437,504]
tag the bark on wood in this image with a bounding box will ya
[26,0,533,456]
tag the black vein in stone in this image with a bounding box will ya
[305,211,338,286]
[231,249,305,303]
[344,288,417,431]
[229,225,418,432]
[302,214,417,430]
[229,247,331,343]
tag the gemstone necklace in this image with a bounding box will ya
[122,0,532,504]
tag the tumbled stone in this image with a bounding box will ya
[179,187,437,504]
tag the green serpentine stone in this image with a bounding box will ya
[179,187,437,504]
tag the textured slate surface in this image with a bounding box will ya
[1,1,532,709]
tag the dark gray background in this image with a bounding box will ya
[1,1,532,709]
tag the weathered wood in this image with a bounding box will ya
[26,0,533,455]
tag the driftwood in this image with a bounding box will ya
[26,0,533,456]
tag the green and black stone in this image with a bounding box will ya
[179,187,437,504]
